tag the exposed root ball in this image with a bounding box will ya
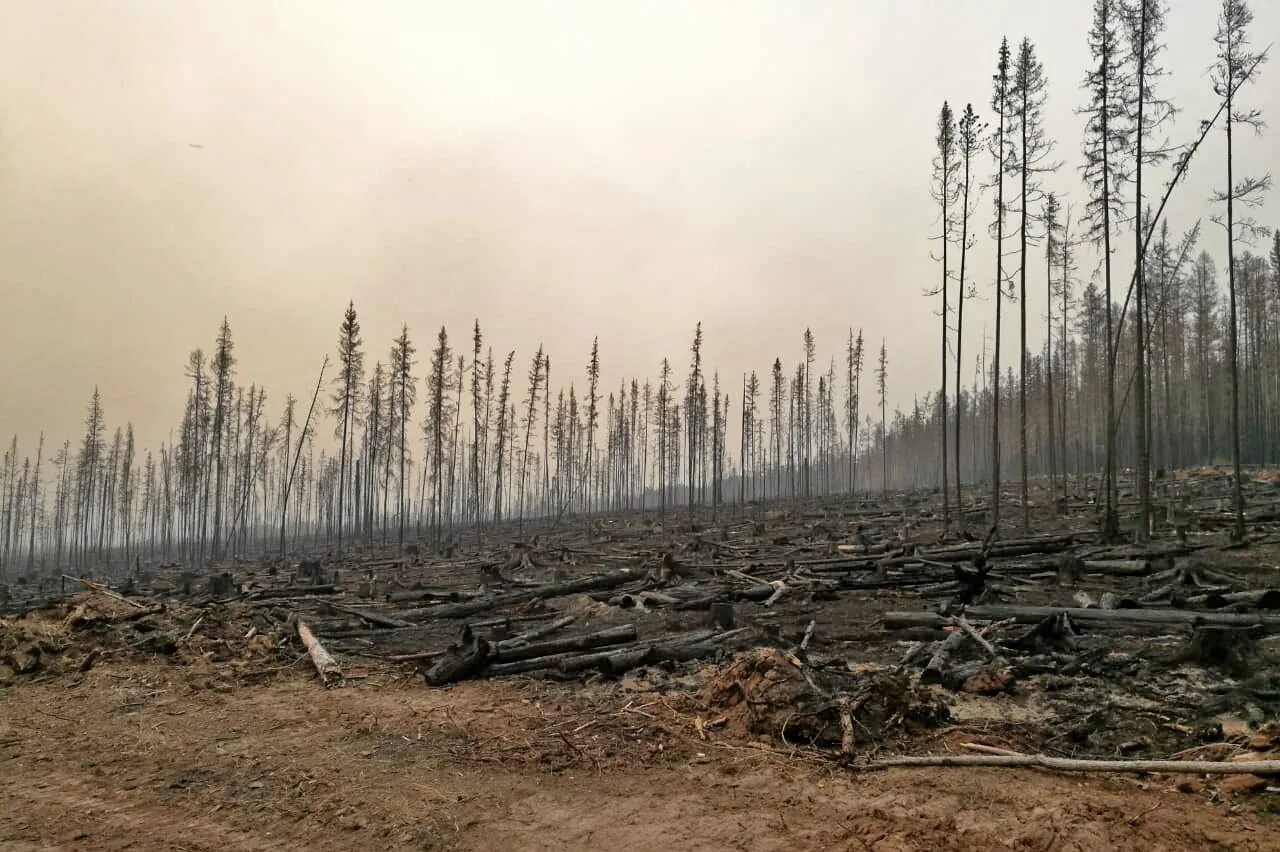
[698,648,949,752]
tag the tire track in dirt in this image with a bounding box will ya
[2,664,1276,851]
[3,771,289,852]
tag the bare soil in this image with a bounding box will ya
[7,475,1280,850]
[3,657,1277,852]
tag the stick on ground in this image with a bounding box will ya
[859,753,1280,775]
[297,619,342,686]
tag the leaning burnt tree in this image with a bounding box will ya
[279,356,328,559]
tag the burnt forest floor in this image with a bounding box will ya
[5,468,1280,851]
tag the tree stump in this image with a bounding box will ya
[1185,625,1259,677]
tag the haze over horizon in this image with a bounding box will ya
[2,0,1276,454]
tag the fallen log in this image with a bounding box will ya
[556,629,721,673]
[917,535,1078,563]
[492,624,637,663]
[800,619,817,651]
[469,612,561,630]
[247,594,335,608]
[251,584,337,599]
[921,631,969,685]
[494,615,577,649]
[952,616,996,657]
[578,645,653,675]
[859,753,1280,775]
[671,593,720,611]
[314,624,435,639]
[63,575,147,609]
[424,627,490,686]
[884,605,1280,632]
[1186,589,1280,610]
[486,627,738,677]
[296,619,342,685]
[398,570,636,620]
[328,603,412,629]
[735,584,778,602]
[1081,559,1151,576]
[385,587,486,603]
[384,649,447,662]
[64,601,164,628]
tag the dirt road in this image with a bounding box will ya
[2,661,1274,852]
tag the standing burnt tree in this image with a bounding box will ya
[770,358,785,498]
[1125,0,1175,540]
[877,340,888,497]
[1012,36,1057,531]
[517,346,545,532]
[954,105,984,514]
[1079,0,1130,540]
[1210,0,1270,541]
[491,351,516,524]
[1043,192,1064,505]
[389,325,415,552]
[931,100,958,530]
[845,329,864,496]
[802,328,815,498]
[331,303,363,558]
[583,339,600,514]
[208,319,235,563]
[686,323,703,512]
[426,327,452,546]
[989,37,1016,530]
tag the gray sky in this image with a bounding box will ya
[1,0,1276,454]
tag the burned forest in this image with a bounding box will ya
[3,1,1280,850]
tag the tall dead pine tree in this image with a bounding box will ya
[955,105,984,515]
[1043,193,1063,506]
[427,327,452,545]
[584,339,600,513]
[1211,0,1270,542]
[876,340,888,497]
[932,101,958,530]
[1012,37,1056,532]
[209,319,236,562]
[989,37,1016,530]
[390,325,416,551]
[803,329,815,498]
[1080,0,1130,540]
[517,346,545,531]
[845,330,864,495]
[687,324,703,512]
[492,351,516,524]
[331,303,363,558]
[1126,0,1175,541]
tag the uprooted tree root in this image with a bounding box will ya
[697,648,949,753]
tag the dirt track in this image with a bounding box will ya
[3,660,1275,852]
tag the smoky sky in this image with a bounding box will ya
[1,0,1276,453]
